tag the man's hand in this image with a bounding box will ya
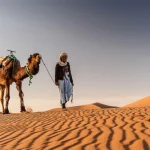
[55,82,59,86]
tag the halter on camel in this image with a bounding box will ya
[25,64,33,86]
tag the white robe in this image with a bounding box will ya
[58,72,73,104]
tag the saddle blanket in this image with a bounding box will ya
[0,57,11,67]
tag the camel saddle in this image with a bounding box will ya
[0,56,12,68]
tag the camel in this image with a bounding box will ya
[0,53,41,114]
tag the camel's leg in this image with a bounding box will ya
[4,83,10,114]
[0,85,5,114]
[16,81,26,112]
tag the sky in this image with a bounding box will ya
[0,0,150,112]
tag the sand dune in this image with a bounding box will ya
[50,103,118,111]
[0,105,150,150]
[124,96,150,107]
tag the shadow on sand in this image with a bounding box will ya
[93,102,119,109]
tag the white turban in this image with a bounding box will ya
[59,53,68,60]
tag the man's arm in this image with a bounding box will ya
[55,63,59,85]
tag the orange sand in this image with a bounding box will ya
[0,103,150,150]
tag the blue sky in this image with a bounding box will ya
[0,0,150,112]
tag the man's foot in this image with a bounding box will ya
[62,103,67,111]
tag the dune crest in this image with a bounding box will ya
[50,103,118,111]
[124,96,150,107]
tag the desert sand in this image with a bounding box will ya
[0,102,150,150]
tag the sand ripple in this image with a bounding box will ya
[0,107,150,150]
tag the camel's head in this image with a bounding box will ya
[28,53,42,75]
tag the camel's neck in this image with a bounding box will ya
[13,66,29,81]
[13,62,39,81]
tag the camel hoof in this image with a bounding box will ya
[4,109,10,114]
[20,106,26,112]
